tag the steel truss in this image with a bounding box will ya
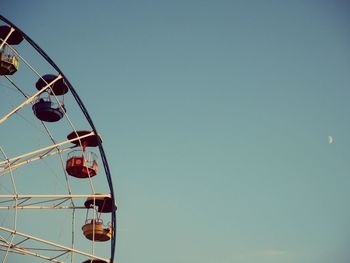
[0,226,109,262]
[0,194,111,210]
[0,15,117,263]
[0,131,95,176]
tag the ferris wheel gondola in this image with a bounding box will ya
[0,16,117,263]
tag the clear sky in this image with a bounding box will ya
[2,1,350,263]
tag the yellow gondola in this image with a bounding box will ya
[82,219,112,242]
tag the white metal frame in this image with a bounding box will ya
[0,226,110,262]
[0,194,111,210]
[1,23,115,263]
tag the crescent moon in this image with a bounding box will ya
[328,136,333,144]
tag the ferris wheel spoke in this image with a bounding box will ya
[0,233,11,246]
[0,246,25,256]
[0,131,94,170]
[4,75,29,98]
[0,26,15,49]
[1,16,117,263]
[0,194,111,210]
[0,145,74,176]
[0,242,66,263]
[0,75,63,125]
[0,226,110,262]
[0,205,86,210]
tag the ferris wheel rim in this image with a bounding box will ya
[0,15,117,263]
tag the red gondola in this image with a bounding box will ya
[66,131,100,179]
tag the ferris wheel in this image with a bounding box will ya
[0,15,117,263]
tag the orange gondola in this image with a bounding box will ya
[82,219,112,242]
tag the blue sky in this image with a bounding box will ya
[2,1,350,262]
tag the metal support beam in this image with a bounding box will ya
[0,75,63,125]
[0,226,109,262]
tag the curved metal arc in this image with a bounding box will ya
[0,15,117,262]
